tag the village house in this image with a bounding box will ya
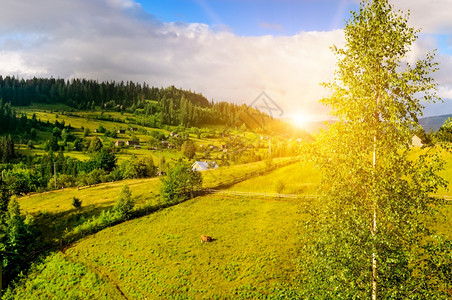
[126,140,140,146]
[115,140,125,147]
[117,129,126,134]
[191,161,219,171]
[411,135,423,147]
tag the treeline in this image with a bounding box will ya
[0,181,35,289]
[0,76,291,132]
[0,100,53,161]
[0,76,208,108]
[0,148,159,196]
[0,100,41,137]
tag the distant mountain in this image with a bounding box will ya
[419,114,452,132]
[302,115,451,133]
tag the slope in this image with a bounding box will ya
[7,194,304,299]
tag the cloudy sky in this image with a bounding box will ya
[1,0,452,121]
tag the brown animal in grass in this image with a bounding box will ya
[201,235,213,243]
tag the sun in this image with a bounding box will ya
[291,112,309,128]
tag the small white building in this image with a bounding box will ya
[192,161,218,171]
[411,135,423,147]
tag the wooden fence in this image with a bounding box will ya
[205,188,315,200]
[207,189,452,204]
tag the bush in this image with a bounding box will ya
[72,197,82,209]
[114,184,134,218]
[160,161,202,204]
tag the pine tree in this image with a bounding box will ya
[299,0,451,298]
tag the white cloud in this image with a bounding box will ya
[0,51,47,75]
[0,0,450,121]
[390,0,452,34]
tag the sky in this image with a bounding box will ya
[1,0,452,122]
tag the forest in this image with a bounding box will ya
[0,76,290,131]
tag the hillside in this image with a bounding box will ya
[6,194,304,299]
[419,114,452,132]
[301,115,451,133]
[227,161,319,195]
[6,157,452,299]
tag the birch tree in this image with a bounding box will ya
[299,0,451,298]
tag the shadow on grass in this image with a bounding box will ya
[31,202,116,249]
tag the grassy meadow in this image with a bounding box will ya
[18,177,161,215]
[227,161,319,195]
[7,194,304,299]
[202,157,296,188]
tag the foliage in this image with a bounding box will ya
[0,181,35,288]
[83,127,90,137]
[0,135,15,163]
[436,117,452,142]
[120,156,157,179]
[160,161,202,203]
[299,0,451,298]
[87,137,103,152]
[45,136,59,152]
[181,139,196,160]
[84,148,117,172]
[72,197,82,209]
[113,184,134,219]
[3,168,40,196]
[48,174,76,189]
[2,252,117,299]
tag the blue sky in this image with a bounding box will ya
[0,0,451,121]
[140,0,358,36]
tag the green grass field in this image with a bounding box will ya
[227,161,319,195]
[202,157,295,188]
[7,194,303,299]
[18,177,161,215]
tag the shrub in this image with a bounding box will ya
[72,197,82,209]
[160,161,202,204]
[114,184,134,219]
